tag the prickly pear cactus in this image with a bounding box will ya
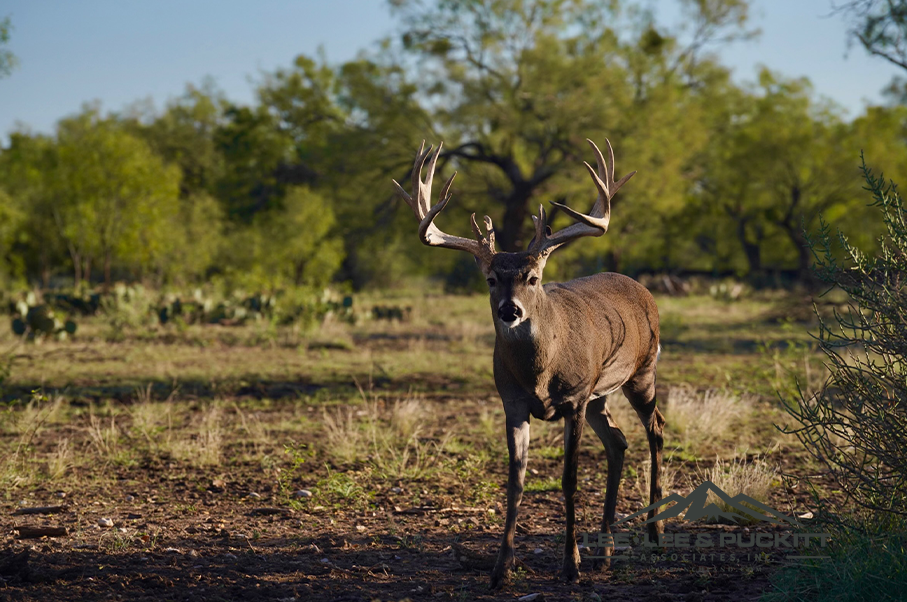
[10,293,78,341]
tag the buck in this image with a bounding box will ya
[392,138,665,588]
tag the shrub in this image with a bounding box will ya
[780,158,907,516]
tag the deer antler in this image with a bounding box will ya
[528,138,636,257]
[392,141,496,264]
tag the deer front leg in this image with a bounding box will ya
[561,408,586,583]
[490,407,530,590]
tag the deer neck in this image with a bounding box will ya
[494,291,561,378]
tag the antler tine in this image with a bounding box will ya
[528,137,636,257]
[392,141,497,264]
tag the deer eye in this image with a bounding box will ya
[486,278,496,287]
[529,276,539,286]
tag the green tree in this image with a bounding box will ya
[133,82,227,198]
[387,0,754,265]
[220,186,344,289]
[0,132,66,286]
[215,105,296,221]
[0,16,18,78]
[694,70,871,280]
[52,108,182,287]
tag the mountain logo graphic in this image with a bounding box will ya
[614,480,799,526]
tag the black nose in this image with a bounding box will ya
[498,301,522,322]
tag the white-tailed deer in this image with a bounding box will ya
[392,139,664,588]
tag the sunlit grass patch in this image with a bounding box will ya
[697,453,777,524]
[664,386,751,451]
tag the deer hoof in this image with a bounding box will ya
[489,557,513,590]
[591,550,612,571]
[560,564,581,583]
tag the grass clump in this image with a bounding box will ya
[321,394,449,480]
[664,386,749,451]
[698,453,776,523]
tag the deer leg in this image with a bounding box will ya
[490,407,530,590]
[585,395,628,569]
[560,409,586,583]
[624,374,665,542]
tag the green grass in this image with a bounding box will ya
[764,513,907,602]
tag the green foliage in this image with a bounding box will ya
[764,512,907,602]
[780,159,907,516]
[0,16,17,78]
[220,186,344,289]
[1,0,907,290]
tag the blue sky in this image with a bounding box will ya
[0,0,901,142]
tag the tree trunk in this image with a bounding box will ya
[735,217,762,275]
[779,221,812,282]
[68,245,82,289]
[104,251,112,291]
[497,183,533,252]
[83,257,92,286]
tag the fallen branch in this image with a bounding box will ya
[248,507,291,516]
[12,505,68,516]
[15,526,68,539]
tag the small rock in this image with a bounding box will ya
[188,549,199,558]
[163,547,181,554]
[798,511,814,520]
[355,525,366,532]
[518,594,544,602]
[55,492,66,499]
[293,490,312,499]
[533,548,544,555]
[529,468,539,476]
[124,495,135,503]
[390,487,403,494]
[117,528,128,534]
[247,492,261,499]
[320,558,331,564]
[18,500,28,506]
[98,518,114,528]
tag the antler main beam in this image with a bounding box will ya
[392,141,496,264]
[528,139,636,256]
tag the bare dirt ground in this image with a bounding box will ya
[0,293,829,601]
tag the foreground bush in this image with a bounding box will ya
[771,159,907,600]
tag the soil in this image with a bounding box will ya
[0,390,822,602]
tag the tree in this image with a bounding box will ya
[0,16,17,78]
[0,132,63,286]
[839,0,907,71]
[386,0,755,262]
[694,70,868,280]
[52,108,182,287]
[131,82,227,198]
[220,186,344,289]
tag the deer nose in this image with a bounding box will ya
[498,301,522,323]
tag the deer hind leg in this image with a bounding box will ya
[623,372,665,541]
[560,410,586,583]
[490,408,530,590]
[585,395,628,569]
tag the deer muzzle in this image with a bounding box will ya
[497,300,524,325]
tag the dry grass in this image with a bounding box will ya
[663,386,751,451]
[698,453,778,523]
[321,394,449,479]
[634,458,680,510]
